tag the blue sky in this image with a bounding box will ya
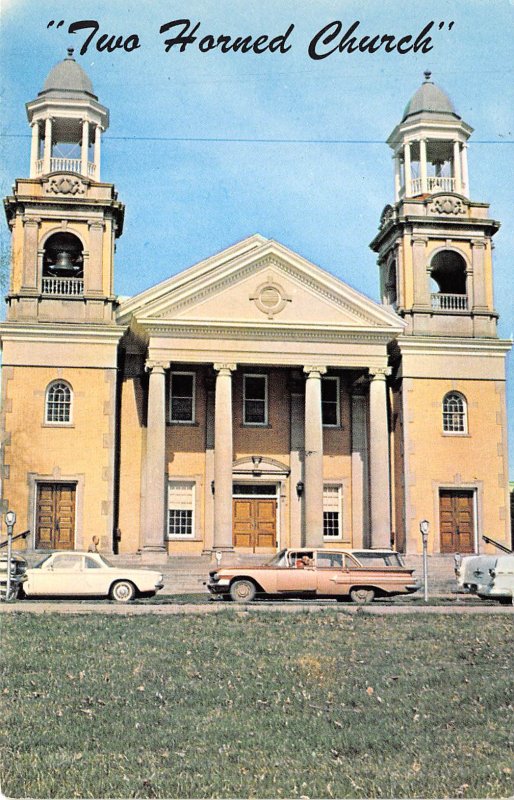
[1,0,513,475]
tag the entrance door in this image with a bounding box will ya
[36,483,76,550]
[439,490,474,553]
[233,498,276,549]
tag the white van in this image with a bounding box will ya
[476,555,514,604]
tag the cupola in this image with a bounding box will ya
[387,72,473,200]
[25,49,109,181]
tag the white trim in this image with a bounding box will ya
[442,390,468,435]
[44,379,73,426]
[169,371,196,424]
[167,479,196,539]
[323,483,343,541]
[33,479,79,551]
[231,480,280,549]
[433,484,481,554]
[243,373,268,426]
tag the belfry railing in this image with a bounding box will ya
[41,277,84,296]
[431,293,468,311]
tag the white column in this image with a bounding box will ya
[203,380,215,552]
[303,366,326,547]
[461,143,469,197]
[394,154,401,202]
[81,119,90,176]
[351,391,370,548]
[453,140,462,194]
[289,375,305,549]
[43,117,52,174]
[471,239,487,309]
[368,368,392,549]
[403,141,412,197]
[93,124,102,180]
[30,122,40,178]
[420,139,428,194]
[142,362,167,553]
[213,363,236,550]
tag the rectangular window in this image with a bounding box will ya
[323,484,342,539]
[170,372,195,423]
[168,481,195,538]
[322,377,340,427]
[243,374,268,425]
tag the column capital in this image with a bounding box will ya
[87,220,105,231]
[145,360,168,374]
[368,367,391,380]
[213,362,236,374]
[23,217,41,228]
[471,239,486,250]
[303,365,327,378]
[411,236,428,246]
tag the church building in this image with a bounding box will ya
[1,54,511,559]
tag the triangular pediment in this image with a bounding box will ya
[117,236,403,334]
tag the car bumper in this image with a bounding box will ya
[206,580,230,595]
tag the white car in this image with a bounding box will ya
[476,555,514,604]
[22,552,164,602]
[455,554,497,592]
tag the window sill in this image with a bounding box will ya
[241,423,272,429]
[41,423,75,428]
[167,421,199,427]
[167,537,203,542]
[441,432,471,437]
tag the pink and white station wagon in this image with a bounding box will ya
[207,548,419,603]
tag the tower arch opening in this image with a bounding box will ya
[42,232,84,295]
[429,250,468,311]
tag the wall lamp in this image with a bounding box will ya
[296,481,304,498]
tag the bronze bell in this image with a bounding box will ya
[52,249,75,272]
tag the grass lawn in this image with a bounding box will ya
[1,612,513,799]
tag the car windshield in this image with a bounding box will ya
[34,555,53,569]
[266,549,288,567]
[96,554,113,567]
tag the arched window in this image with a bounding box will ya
[45,381,72,424]
[442,392,467,434]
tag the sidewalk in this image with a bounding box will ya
[1,599,512,615]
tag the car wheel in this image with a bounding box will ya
[229,579,256,603]
[110,580,136,603]
[350,588,375,605]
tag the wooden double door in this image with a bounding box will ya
[36,483,76,550]
[233,498,276,550]
[439,490,475,553]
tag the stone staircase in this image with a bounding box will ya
[403,554,459,595]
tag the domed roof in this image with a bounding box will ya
[402,72,460,122]
[40,49,97,98]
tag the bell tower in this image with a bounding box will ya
[370,73,511,557]
[0,52,125,553]
[4,48,124,325]
[371,71,499,339]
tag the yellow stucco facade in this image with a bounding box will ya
[0,56,512,560]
